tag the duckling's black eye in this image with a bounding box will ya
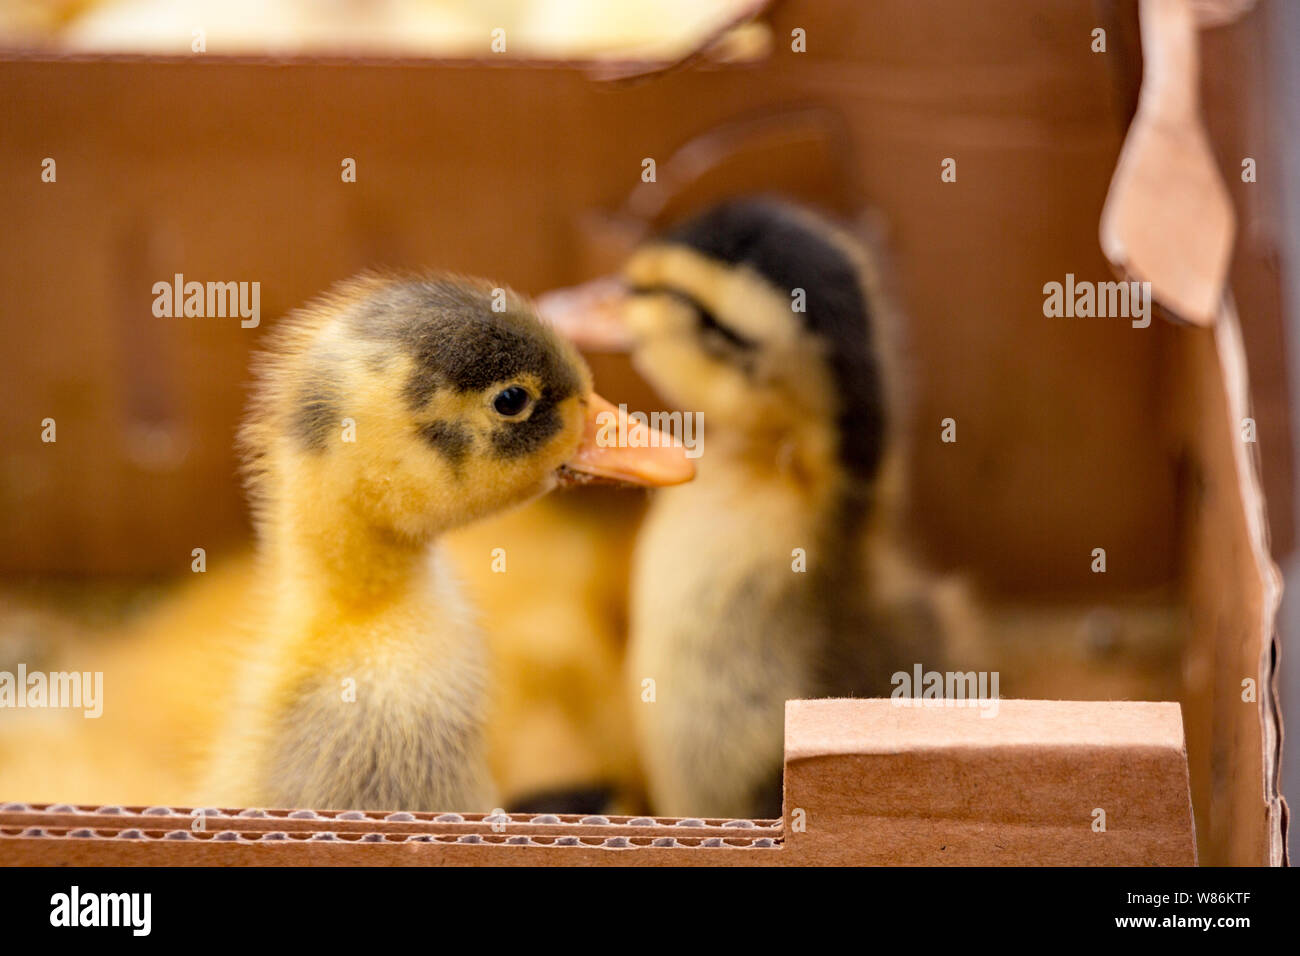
[492,385,531,417]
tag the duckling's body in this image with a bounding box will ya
[600,200,957,819]
[205,545,495,811]
[630,455,949,817]
[629,453,825,817]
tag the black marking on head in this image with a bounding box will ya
[350,277,582,464]
[348,278,581,409]
[418,420,472,468]
[490,400,565,460]
[293,381,340,452]
[630,283,759,359]
[403,363,442,411]
[664,199,886,481]
[363,349,394,375]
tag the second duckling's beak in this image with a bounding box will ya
[560,393,695,488]
[540,280,692,487]
[537,277,636,353]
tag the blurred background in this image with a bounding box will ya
[0,0,764,59]
[0,0,1294,863]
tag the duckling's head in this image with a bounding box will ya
[548,199,889,484]
[243,273,690,543]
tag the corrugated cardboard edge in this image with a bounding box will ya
[1,806,784,865]
[1214,300,1289,865]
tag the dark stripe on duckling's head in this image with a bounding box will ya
[348,276,583,464]
[489,400,565,459]
[293,377,341,452]
[418,420,472,468]
[663,199,887,481]
[348,278,581,403]
[629,282,759,362]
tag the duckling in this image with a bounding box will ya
[444,487,648,815]
[201,272,691,813]
[0,557,257,807]
[551,199,967,819]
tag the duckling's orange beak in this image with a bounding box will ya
[537,277,636,353]
[561,392,695,488]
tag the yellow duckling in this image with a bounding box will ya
[201,272,691,813]
[552,199,970,819]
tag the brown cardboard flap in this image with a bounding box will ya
[783,699,1196,866]
[1100,0,1235,326]
[1174,301,1287,865]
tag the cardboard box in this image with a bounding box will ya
[0,0,1287,864]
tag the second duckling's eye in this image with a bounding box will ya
[492,385,532,418]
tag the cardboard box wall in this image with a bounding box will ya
[0,0,1287,864]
